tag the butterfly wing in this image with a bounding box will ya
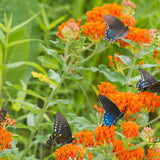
[0,98,8,124]
[103,15,129,41]
[136,68,158,91]
[46,113,73,148]
[98,95,121,127]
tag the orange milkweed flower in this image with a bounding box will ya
[93,104,104,117]
[73,130,95,147]
[122,121,140,138]
[54,144,84,160]
[120,13,136,27]
[57,19,81,40]
[97,82,160,119]
[146,148,160,160]
[95,125,117,146]
[119,27,150,47]
[88,152,93,160]
[82,21,106,41]
[113,139,125,154]
[82,3,123,41]
[108,55,114,66]
[0,125,12,151]
[118,146,144,160]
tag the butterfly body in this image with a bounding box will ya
[46,112,74,148]
[0,98,8,124]
[136,68,160,93]
[98,95,127,127]
[103,15,129,43]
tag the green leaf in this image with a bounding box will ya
[68,113,96,131]
[50,40,64,49]
[121,38,141,49]
[49,15,67,30]
[112,44,133,58]
[48,69,61,83]
[98,65,126,85]
[10,12,40,33]
[38,56,59,69]
[138,45,158,58]
[7,39,41,48]
[97,40,106,50]
[48,99,73,106]
[27,113,35,126]
[5,81,45,100]
[136,113,149,126]
[114,54,131,66]
[6,61,47,74]
[42,46,63,66]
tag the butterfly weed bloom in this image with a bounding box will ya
[73,130,95,147]
[82,3,123,42]
[146,148,160,160]
[54,144,84,160]
[95,125,117,146]
[57,19,81,40]
[97,82,160,117]
[122,121,140,138]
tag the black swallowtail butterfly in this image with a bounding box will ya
[136,68,160,94]
[98,95,127,127]
[0,98,8,124]
[46,112,74,148]
[103,15,129,44]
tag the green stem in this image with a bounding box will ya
[19,40,70,160]
[142,114,160,127]
[126,51,140,92]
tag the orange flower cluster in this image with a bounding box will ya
[0,114,16,151]
[96,82,160,119]
[146,149,160,160]
[57,19,81,40]
[113,140,144,159]
[82,3,124,41]
[54,144,84,160]
[95,125,117,145]
[74,130,95,147]
[0,125,12,151]
[122,121,140,138]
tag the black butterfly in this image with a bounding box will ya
[136,68,160,94]
[0,98,8,124]
[98,95,127,127]
[46,112,74,148]
[103,15,129,44]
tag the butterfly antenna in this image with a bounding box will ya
[128,85,135,87]
[2,97,8,108]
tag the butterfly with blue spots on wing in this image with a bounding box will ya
[103,15,129,44]
[136,68,160,94]
[98,95,127,127]
[46,112,74,148]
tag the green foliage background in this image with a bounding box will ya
[0,0,159,159]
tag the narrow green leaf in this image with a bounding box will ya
[7,39,42,48]
[5,81,45,100]
[121,38,141,49]
[48,15,67,30]
[41,6,49,29]
[38,56,59,69]
[0,22,7,33]
[10,12,40,33]
[6,61,47,74]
